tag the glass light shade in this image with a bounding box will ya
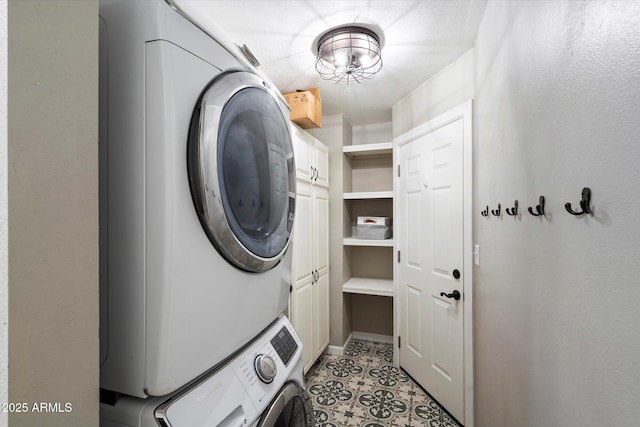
[315,26,382,84]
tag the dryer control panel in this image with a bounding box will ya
[270,326,298,366]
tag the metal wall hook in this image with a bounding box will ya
[481,206,489,217]
[491,203,501,217]
[565,187,592,216]
[528,196,545,216]
[505,200,518,216]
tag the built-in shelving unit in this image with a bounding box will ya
[342,142,394,298]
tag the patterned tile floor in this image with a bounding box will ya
[305,339,461,427]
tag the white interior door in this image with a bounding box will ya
[397,116,465,422]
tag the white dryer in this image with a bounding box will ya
[101,316,314,427]
[99,0,296,398]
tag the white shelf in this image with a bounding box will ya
[343,142,393,158]
[343,237,393,247]
[343,277,393,297]
[344,191,393,200]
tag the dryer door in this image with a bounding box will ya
[258,382,315,427]
[189,71,296,273]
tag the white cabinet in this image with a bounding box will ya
[290,126,329,373]
[292,124,329,187]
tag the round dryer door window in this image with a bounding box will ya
[188,71,296,273]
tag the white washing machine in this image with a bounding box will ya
[101,316,314,427]
[99,0,296,398]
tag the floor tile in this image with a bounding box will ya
[306,341,462,427]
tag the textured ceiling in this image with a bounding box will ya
[176,1,487,125]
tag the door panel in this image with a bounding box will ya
[292,182,313,286]
[314,187,329,276]
[313,186,329,361]
[432,296,453,380]
[292,280,314,371]
[314,140,329,188]
[398,117,465,422]
[292,126,313,182]
[406,285,422,355]
[291,180,313,370]
[314,272,330,360]
[406,191,422,267]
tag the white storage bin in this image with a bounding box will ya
[356,216,392,240]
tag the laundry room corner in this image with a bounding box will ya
[307,113,354,351]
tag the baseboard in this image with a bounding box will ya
[324,345,343,356]
[323,331,392,356]
[351,331,393,344]
[323,332,353,356]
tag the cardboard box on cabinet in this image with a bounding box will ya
[282,88,322,129]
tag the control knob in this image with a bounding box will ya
[254,354,277,384]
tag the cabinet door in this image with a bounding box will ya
[292,125,313,182]
[313,186,329,277]
[290,180,314,372]
[292,280,314,372]
[291,181,313,286]
[314,271,330,359]
[314,140,330,188]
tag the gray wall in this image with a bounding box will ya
[394,1,640,425]
[1,1,8,425]
[309,115,353,347]
[8,1,99,426]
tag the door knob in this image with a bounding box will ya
[452,269,461,279]
[440,290,461,300]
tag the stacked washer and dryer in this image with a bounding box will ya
[99,1,313,426]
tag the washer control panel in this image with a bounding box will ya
[270,326,298,366]
[230,317,302,412]
[159,317,303,427]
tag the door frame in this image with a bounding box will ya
[393,100,474,426]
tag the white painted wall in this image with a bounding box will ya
[394,1,640,425]
[0,1,8,426]
[392,48,475,138]
[352,121,392,145]
[473,2,640,425]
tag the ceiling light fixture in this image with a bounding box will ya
[315,26,383,84]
